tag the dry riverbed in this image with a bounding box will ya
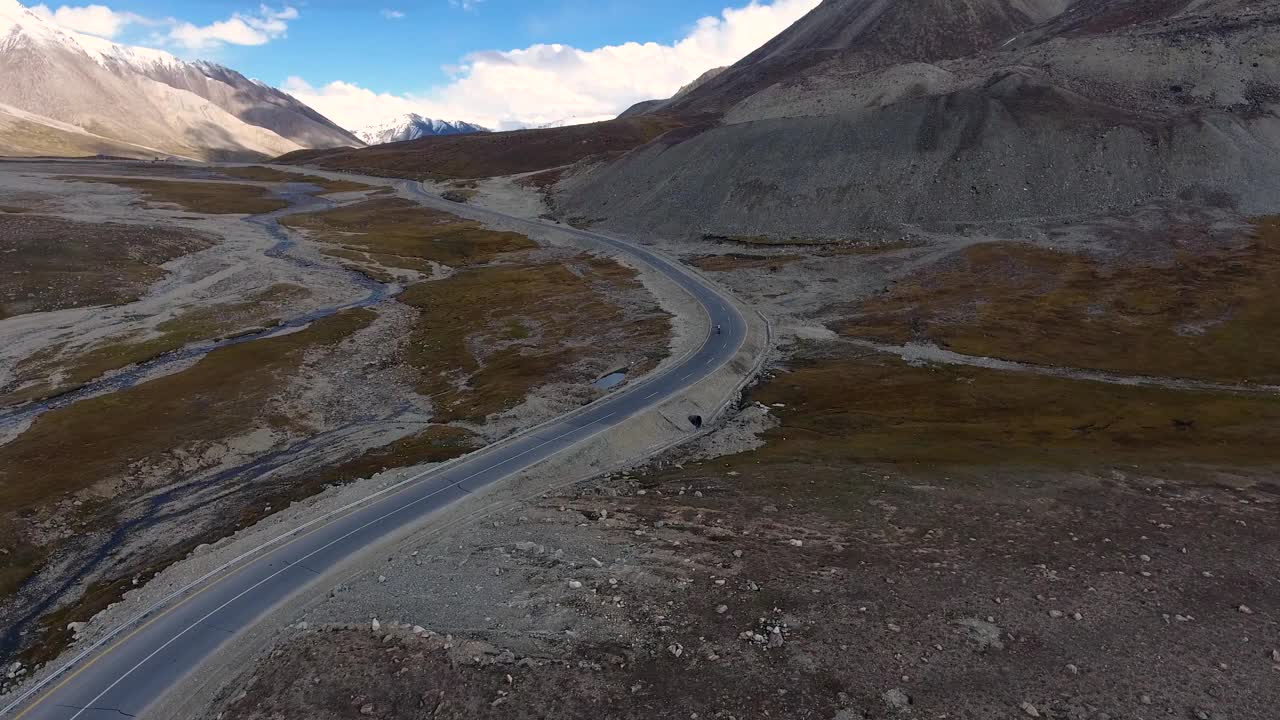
[0,160,677,686]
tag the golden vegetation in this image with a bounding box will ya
[749,353,1280,470]
[286,426,478,498]
[219,166,372,194]
[690,253,802,272]
[3,285,309,407]
[840,219,1280,384]
[0,214,212,319]
[0,308,374,515]
[281,198,535,270]
[61,177,290,214]
[399,255,670,423]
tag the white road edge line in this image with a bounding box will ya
[65,468,469,720]
[2,172,755,719]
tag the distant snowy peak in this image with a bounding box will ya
[0,0,360,156]
[356,114,489,145]
[0,0,182,72]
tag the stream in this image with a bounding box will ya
[0,184,405,661]
[0,186,394,431]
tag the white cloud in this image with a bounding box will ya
[167,5,298,49]
[28,3,145,38]
[25,2,299,50]
[380,9,405,20]
[288,0,819,132]
[449,0,483,10]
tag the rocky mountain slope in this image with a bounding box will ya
[618,66,727,119]
[557,0,1280,239]
[356,114,488,146]
[0,0,358,160]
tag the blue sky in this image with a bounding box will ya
[25,0,819,129]
[78,0,756,90]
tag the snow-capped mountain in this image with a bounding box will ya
[356,114,488,145]
[0,0,359,159]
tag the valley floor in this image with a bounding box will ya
[1,161,1276,720]
[0,160,683,685]
[206,173,1277,720]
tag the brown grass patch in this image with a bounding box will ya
[279,426,479,502]
[219,166,371,193]
[281,198,535,270]
[0,308,375,514]
[689,253,802,272]
[3,285,309,407]
[275,116,684,180]
[14,425,475,665]
[61,177,289,214]
[400,256,670,423]
[746,352,1280,473]
[839,219,1280,384]
[0,214,212,319]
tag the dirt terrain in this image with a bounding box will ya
[204,162,1277,720]
[0,213,213,319]
[216,341,1280,720]
[0,160,678,682]
[5,3,1278,713]
[276,115,685,181]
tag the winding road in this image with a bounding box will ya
[2,180,751,720]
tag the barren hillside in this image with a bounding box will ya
[556,0,1280,240]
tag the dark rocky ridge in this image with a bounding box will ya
[661,0,1072,117]
[557,0,1280,240]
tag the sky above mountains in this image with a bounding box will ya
[16,0,819,130]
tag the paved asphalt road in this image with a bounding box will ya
[3,181,749,720]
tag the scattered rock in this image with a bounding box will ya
[359,703,375,715]
[882,689,912,711]
[716,605,729,614]
[370,619,380,632]
[956,618,1005,651]
[788,539,804,547]
[1048,610,1064,619]
[668,643,684,658]
[1020,701,1040,717]
[1238,605,1254,615]
[568,580,584,590]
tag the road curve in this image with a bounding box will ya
[2,180,750,720]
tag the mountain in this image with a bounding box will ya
[0,0,358,160]
[557,0,1280,239]
[660,0,1072,117]
[356,114,488,146]
[618,66,727,119]
[135,60,362,150]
